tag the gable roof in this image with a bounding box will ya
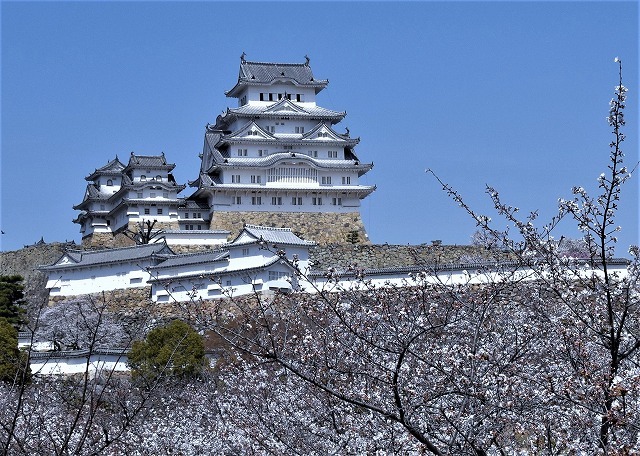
[218,103,345,126]
[148,249,229,270]
[85,157,126,181]
[40,242,174,271]
[226,58,328,97]
[123,153,175,172]
[232,224,315,247]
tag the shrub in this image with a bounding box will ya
[128,320,206,383]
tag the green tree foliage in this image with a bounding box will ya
[0,318,30,384]
[0,275,26,328]
[128,320,206,383]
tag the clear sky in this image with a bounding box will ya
[1,1,638,254]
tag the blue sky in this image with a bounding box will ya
[1,1,638,253]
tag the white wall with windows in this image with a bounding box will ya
[45,261,155,297]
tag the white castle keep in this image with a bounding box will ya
[74,56,375,248]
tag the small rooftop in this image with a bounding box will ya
[232,224,316,247]
[226,55,329,97]
[40,242,174,270]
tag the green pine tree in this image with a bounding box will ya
[0,318,30,384]
[128,320,206,384]
[0,275,27,328]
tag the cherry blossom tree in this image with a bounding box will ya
[200,59,638,454]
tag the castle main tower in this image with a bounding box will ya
[188,55,375,244]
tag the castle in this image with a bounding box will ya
[74,56,375,249]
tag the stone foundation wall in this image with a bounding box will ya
[309,244,515,270]
[209,211,370,245]
[81,221,180,249]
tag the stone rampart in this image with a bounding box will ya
[81,221,180,249]
[209,211,369,245]
[309,244,514,270]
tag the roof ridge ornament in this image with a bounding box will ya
[241,52,246,63]
[304,55,310,66]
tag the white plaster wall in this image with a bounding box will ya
[244,84,317,106]
[46,261,154,296]
[152,264,295,303]
[162,231,228,246]
[301,264,630,294]
[31,353,129,376]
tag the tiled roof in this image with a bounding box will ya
[307,258,631,279]
[234,224,315,246]
[179,199,211,210]
[163,229,229,234]
[85,157,125,180]
[73,185,110,210]
[199,182,376,195]
[225,59,329,97]
[148,249,229,270]
[147,256,290,283]
[207,152,373,172]
[223,103,345,120]
[124,153,175,171]
[40,242,174,270]
[240,60,321,85]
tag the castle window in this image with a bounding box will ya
[271,196,282,205]
[197,225,202,230]
[144,208,150,215]
[184,212,189,218]
[332,197,342,206]
[309,150,318,157]
[251,196,262,205]
[278,93,283,100]
[234,196,242,205]
[232,175,241,183]
[296,94,302,102]
[137,192,143,199]
[258,149,263,156]
[251,175,262,184]
[295,127,305,134]
[163,192,169,198]
[312,197,323,206]
[284,145,293,150]
[242,248,250,256]
[269,271,288,280]
[150,192,157,198]
[291,197,302,205]
[237,149,247,157]
[100,204,106,210]
[259,93,264,101]
[226,280,232,287]
[157,208,163,215]
[321,176,332,185]
[269,126,275,133]
[269,93,274,101]
[342,176,351,185]
[328,150,338,158]
[106,179,113,186]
